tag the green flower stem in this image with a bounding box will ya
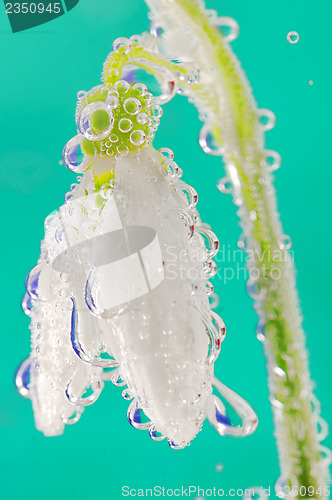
[144,0,329,494]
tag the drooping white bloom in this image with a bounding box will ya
[17,62,257,448]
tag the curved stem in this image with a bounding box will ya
[144,0,330,494]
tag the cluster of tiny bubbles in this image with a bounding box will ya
[217,177,232,195]
[263,149,281,172]
[199,123,224,156]
[213,16,239,42]
[287,31,299,44]
[63,80,161,164]
[257,109,276,131]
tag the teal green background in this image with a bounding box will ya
[0,1,331,499]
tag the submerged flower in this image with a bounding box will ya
[17,41,257,448]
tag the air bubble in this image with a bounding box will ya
[182,184,198,209]
[117,144,129,156]
[199,123,224,156]
[105,92,120,109]
[127,399,152,430]
[124,97,142,115]
[118,118,133,133]
[62,135,91,173]
[100,184,113,200]
[78,102,114,141]
[22,293,33,317]
[278,235,292,250]
[15,358,31,398]
[130,130,146,146]
[107,67,119,78]
[133,82,148,96]
[214,16,239,42]
[122,389,133,401]
[185,71,199,85]
[122,64,176,105]
[61,407,84,425]
[152,105,163,118]
[136,112,148,125]
[112,37,132,54]
[264,150,281,172]
[258,109,276,131]
[149,426,166,441]
[287,31,299,44]
[114,80,130,93]
[77,90,86,100]
[217,177,232,194]
[110,134,119,143]
[256,321,267,343]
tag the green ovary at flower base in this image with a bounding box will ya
[143,0,330,496]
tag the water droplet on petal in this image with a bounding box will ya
[149,426,166,441]
[111,371,126,387]
[61,407,84,425]
[122,389,133,401]
[159,147,174,161]
[127,399,152,430]
[15,358,31,398]
[21,293,33,317]
[168,440,187,450]
[25,264,43,301]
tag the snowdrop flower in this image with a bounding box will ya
[17,39,257,448]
